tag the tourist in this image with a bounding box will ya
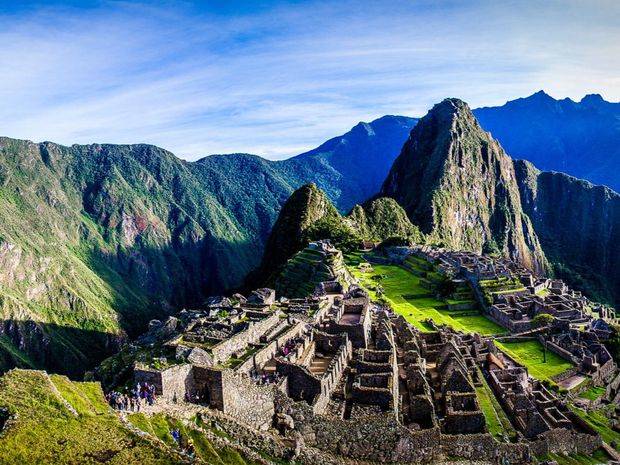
[171,428,180,445]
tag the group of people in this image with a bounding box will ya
[250,370,281,385]
[279,336,305,359]
[105,382,158,411]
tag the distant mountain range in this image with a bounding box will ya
[474,91,620,192]
[0,91,618,376]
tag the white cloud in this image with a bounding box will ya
[0,0,618,160]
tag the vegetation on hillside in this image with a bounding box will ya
[0,369,186,464]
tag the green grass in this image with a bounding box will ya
[127,412,261,465]
[0,369,184,464]
[347,256,506,335]
[579,386,607,401]
[569,405,620,451]
[495,340,573,382]
[475,372,517,441]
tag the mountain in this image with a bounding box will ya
[0,116,416,376]
[0,139,255,376]
[514,160,620,305]
[193,114,417,238]
[380,99,620,307]
[474,91,620,192]
[284,115,418,211]
[3,92,620,376]
[381,98,548,273]
[347,197,423,243]
[274,240,355,298]
[257,184,421,284]
[257,183,349,276]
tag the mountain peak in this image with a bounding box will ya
[529,90,554,101]
[427,98,472,122]
[580,93,605,105]
[382,98,548,273]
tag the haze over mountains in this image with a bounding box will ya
[0,91,618,376]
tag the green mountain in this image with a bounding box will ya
[348,197,423,243]
[0,139,254,376]
[381,99,548,274]
[0,116,415,376]
[257,183,422,286]
[256,184,358,280]
[514,160,620,305]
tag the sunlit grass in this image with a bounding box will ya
[347,254,505,335]
[495,340,573,382]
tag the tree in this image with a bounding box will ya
[532,313,555,329]
[532,313,555,363]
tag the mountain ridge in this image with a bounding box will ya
[381,98,548,274]
[474,91,620,192]
[1,92,619,376]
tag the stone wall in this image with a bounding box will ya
[351,373,394,410]
[192,366,225,409]
[607,371,620,402]
[529,428,601,456]
[276,392,442,463]
[235,321,306,374]
[326,303,371,349]
[134,367,163,393]
[160,364,193,401]
[441,433,531,464]
[211,312,280,364]
[442,392,486,434]
[134,363,193,401]
[592,357,617,384]
[276,360,322,405]
[220,370,276,431]
[541,336,578,363]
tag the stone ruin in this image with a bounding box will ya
[545,326,616,383]
[409,244,618,391]
[118,243,615,464]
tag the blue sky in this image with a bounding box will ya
[0,1,618,160]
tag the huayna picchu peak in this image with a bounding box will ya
[381,98,548,274]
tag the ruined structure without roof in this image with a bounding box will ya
[126,264,612,463]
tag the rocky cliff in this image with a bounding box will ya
[381,99,547,273]
[514,160,620,306]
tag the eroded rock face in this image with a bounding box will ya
[381,98,548,274]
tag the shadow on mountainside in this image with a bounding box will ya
[0,320,123,379]
[0,235,259,380]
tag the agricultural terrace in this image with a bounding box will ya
[569,404,620,452]
[495,340,573,383]
[346,253,506,335]
[475,370,517,441]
